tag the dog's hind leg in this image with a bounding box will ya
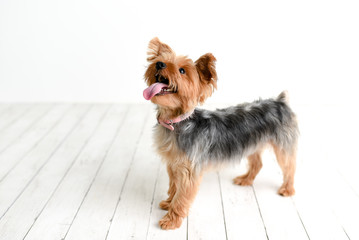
[234,150,263,186]
[273,143,296,196]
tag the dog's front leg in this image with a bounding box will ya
[159,161,202,230]
[159,164,177,210]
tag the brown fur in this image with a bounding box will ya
[144,38,296,230]
[152,105,204,230]
[272,143,296,196]
[159,159,203,230]
[144,38,217,121]
[233,149,264,186]
[233,144,296,196]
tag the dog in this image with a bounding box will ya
[143,37,299,230]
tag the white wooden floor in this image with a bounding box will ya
[0,103,358,240]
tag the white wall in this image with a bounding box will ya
[0,0,358,104]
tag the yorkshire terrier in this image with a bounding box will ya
[143,38,299,230]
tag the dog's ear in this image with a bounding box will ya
[195,53,217,84]
[195,53,218,103]
[147,37,174,62]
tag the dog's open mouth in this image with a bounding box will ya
[143,75,177,100]
[155,74,169,85]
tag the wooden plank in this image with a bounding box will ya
[0,104,31,132]
[0,104,13,128]
[105,109,163,240]
[187,172,227,240]
[0,104,87,217]
[23,104,124,240]
[251,151,309,240]
[333,108,359,197]
[0,104,107,240]
[64,105,148,240]
[294,104,353,239]
[0,104,51,153]
[0,103,355,240]
[0,104,10,115]
[0,104,70,180]
[146,165,188,240]
[219,164,268,240]
[337,163,359,199]
[292,162,349,240]
[317,165,359,240]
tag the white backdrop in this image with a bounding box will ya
[0,0,358,104]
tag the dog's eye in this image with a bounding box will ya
[179,68,186,74]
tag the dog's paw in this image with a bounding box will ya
[159,212,183,230]
[159,200,170,210]
[278,186,295,196]
[233,175,253,186]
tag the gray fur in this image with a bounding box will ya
[155,92,299,169]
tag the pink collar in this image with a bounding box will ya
[157,110,194,131]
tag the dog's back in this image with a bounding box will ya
[164,92,298,170]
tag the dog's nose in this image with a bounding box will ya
[156,61,166,70]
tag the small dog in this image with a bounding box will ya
[143,38,299,230]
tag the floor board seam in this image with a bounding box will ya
[62,104,128,240]
[0,104,68,183]
[0,104,49,154]
[105,108,149,240]
[252,186,269,240]
[145,162,161,240]
[217,172,228,240]
[0,104,87,220]
[0,104,34,134]
[21,104,110,240]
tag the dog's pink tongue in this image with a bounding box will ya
[143,82,168,100]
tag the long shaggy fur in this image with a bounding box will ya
[155,93,298,171]
[143,37,299,230]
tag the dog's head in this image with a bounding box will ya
[143,38,217,115]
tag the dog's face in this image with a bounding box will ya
[143,38,217,114]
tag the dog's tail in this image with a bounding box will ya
[277,90,290,104]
